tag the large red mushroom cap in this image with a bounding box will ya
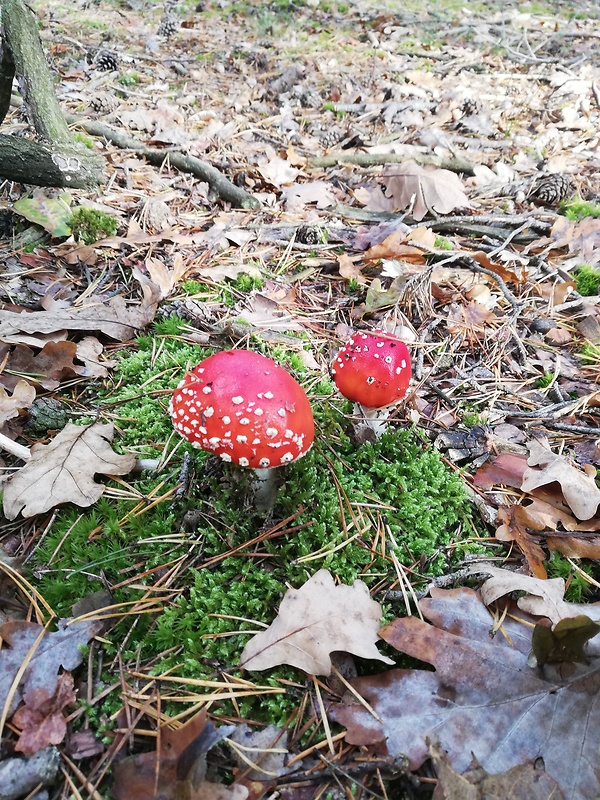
[169,350,314,469]
[331,330,411,409]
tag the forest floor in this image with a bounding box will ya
[1,0,600,798]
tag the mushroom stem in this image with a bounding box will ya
[250,467,283,514]
[357,404,393,439]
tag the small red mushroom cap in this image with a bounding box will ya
[169,350,314,469]
[331,330,411,409]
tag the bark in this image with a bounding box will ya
[0,134,104,189]
[0,0,105,187]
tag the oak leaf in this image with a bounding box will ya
[329,588,600,800]
[0,380,36,426]
[240,569,393,675]
[522,440,600,520]
[0,617,101,752]
[382,161,471,222]
[2,422,136,519]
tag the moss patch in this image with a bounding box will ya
[28,323,486,725]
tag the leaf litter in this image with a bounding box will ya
[1,0,600,797]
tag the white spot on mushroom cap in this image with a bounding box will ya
[259,457,271,467]
[280,452,294,463]
[232,396,243,404]
[240,418,250,425]
[278,409,286,417]
[254,408,264,416]
[220,453,232,462]
[264,391,274,399]
[239,457,249,467]
[266,428,278,437]
[237,435,248,443]
[222,416,231,424]
[202,386,212,394]
[205,406,214,417]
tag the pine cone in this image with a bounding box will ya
[94,50,119,71]
[296,224,322,245]
[157,13,179,36]
[90,93,120,114]
[528,174,573,206]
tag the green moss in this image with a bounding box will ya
[561,198,600,221]
[67,207,118,244]
[73,132,94,150]
[29,332,484,729]
[579,343,600,365]
[546,553,594,603]
[535,372,554,389]
[118,72,140,86]
[574,264,600,297]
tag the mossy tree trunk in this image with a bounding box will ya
[0,0,105,189]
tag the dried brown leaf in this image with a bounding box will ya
[472,564,600,626]
[13,672,75,755]
[0,290,158,342]
[240,569,393,675]
[2,422,136,519]
[382,161,471,222]
[429,742,564,800]
[495,505,548,579]
[329,587,600,800]
[337,254,367,285]
[522,440,600,521]
[0,618,101,722]
[0,380,36,427]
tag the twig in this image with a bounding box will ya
[308,152,475,175]
[64,114,260,209]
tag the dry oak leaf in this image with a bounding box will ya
[2,422,136,519]
[470,564,600,628]
[382,161,471,222]
[0,380,36,427]
[522,439,600,521]
[113,708,243,800]
[240,569,393,675]
[13,672,75,755]
[329,587,600,800]
[0,618,101,721]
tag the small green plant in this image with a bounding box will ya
[535,372,554,389]
[73,132,94,150]
[574,264,600,297]
[462,410,484,427]
[323,101,336,112]
[546,553,593,603]
[580,343,600,365]
[67,208,118,244]
[118,72,140,86]
[434,236,453,250]
[561,198,600,221]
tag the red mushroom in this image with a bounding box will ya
[169,350,314,509]
[331,330,411,436]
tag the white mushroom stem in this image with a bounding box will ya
[250,467,283,514]
[0,432,31,461]
[356,403,395,439]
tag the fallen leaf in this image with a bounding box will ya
[4,341,82,390]
[0,291,157,342]
[531,615,600,667]
[522,439,600,520]
[13,672,76,755]
[0,618,101,722]
[382,161,471,222]
[471,564,600,626]
[281,180,336,212]
[329,587,600,800]
[144,253,191,300]
[495,505,548,579]
[113,709,242,800]
[2,422,136,519]
[12,192,72,237]
[429,742,563,800]
[75,336,116,378]
[446,301,496,335]
[337,254,367,284]
[0,380,36,427]
[258,156,298,188]
[240,569,393,675]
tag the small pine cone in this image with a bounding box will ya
[94,50,119,71]
[461,97,482,116]
[319,128,342,149]
[90,93,120,114]
[300,87,322,109]
[157,13,179,36]
[296,224,322,245]
[528,174,573,206]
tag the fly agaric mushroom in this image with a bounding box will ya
[331,330,411,437]
[169,350,314,510]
